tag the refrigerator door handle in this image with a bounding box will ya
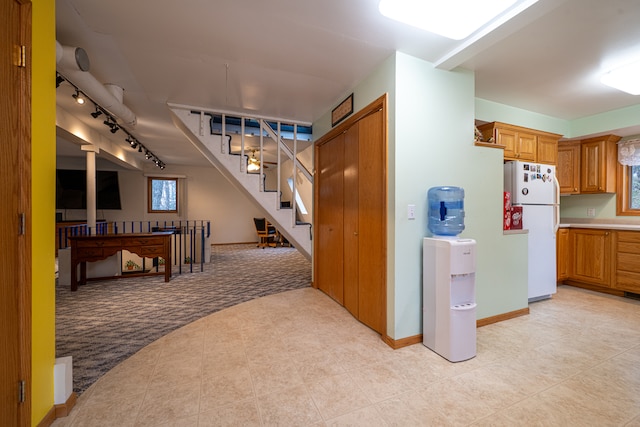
[553,175,560,233]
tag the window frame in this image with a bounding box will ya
[616,163,640,216]
[147,177,178,214]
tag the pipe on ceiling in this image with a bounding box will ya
[56,41,137,127]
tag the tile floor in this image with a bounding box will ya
[53,285,640,426]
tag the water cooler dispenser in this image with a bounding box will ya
[423,237,477,362]
[423,186,476,362]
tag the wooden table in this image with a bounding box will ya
[68,232,172,291]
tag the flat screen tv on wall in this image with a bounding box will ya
[56,169,122,210]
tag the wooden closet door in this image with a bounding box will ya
[357,109,385,334]
[316,133,344,303]
[343,123,359,315]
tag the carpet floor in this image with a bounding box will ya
[55,244,312,394]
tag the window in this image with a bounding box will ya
[148,177,178,213]
[616,164,640,215]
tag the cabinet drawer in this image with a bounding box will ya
[76,239,121,247]
[617,231,640,243]
[617,241,640,254]
[617,253,640,273]
[131,237,164,246]
[615,271,640,293]
[140,246,165,256]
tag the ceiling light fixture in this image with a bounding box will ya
[601,59,640,95]
[378,0,519,40]
[90,108,103,118]
[72,90,86,105]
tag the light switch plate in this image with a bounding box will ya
[408,204,416,220]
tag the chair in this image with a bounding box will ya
[253,218,278,248]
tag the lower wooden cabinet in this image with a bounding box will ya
[557,228,569,281]
[614,231,640,293]
[568,228,611,287]
[561,228,640,295]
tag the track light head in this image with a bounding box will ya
[138,145,143,152]
[110,125,119,134]
[56,75,65,88]
[91,109,103,118]
[72,90,86,105]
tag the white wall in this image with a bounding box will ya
[56,157,265,244]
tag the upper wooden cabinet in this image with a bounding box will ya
[476,122,561,164]
[580,135,621,193]
[557,142,581,194]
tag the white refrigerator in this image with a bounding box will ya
[504,161,559,301]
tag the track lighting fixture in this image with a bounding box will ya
[72,90,86,105]
[55,73,166,168]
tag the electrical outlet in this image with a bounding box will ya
[587,208,596,217]
[408,204,416,220]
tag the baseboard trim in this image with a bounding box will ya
[36,407,56,427]
[382,334,422,349]
[54,392,77,418]
[477,307,530,327]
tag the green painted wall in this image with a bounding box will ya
[32,0,57,424]
[314,53,529,340]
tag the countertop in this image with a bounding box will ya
[559,218,640,231]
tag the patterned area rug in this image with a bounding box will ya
[55,244,311,394]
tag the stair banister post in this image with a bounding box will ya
[221,113,227,154]
[292,124,298,228]
[259,120,264,192]
[277,121,282,211]
[240,117,246,173]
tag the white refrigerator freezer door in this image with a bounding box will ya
[522,204,557,300]
[505,161,556,205]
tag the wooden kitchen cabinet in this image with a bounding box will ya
[537,135,559,165]
[476,122,561,164]
[557,142,581,194]
[580,135,621,193]
[557,228,570,281]
[614,231,640,293]
[569,228,611,287]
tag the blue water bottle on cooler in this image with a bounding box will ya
[427,186,465,237]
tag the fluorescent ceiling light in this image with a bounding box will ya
[601,60,640,95]
[379,0,518,40]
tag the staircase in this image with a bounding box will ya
[168,105,313,260]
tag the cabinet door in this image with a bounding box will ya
[537,135,558,165]
[557,143,580,194]
[517,132,537,161]
[497,128,517,160]
[557,228,569,281]
[580,140,605,193]
[570,229,611,286]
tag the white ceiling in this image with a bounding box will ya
[55,0,640,167]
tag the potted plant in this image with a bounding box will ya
[184,256,192,264]
[125,260,140,271]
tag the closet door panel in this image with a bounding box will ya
[316,134,345,303]
[357,110,386,334]
[343,124,360,316]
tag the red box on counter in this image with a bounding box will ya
[510,206,523,230]
[503,192,511,230]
